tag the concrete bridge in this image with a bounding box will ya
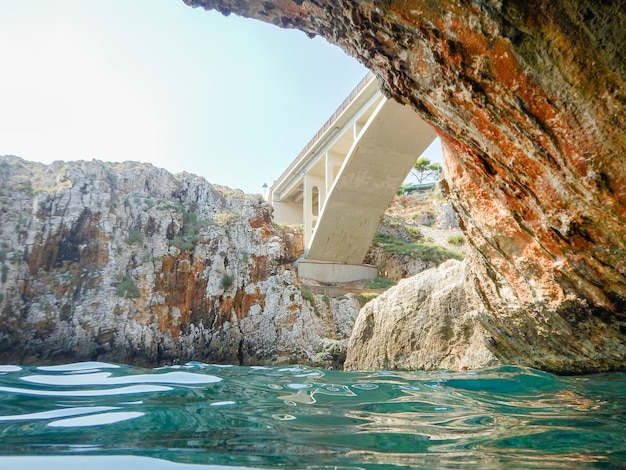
[268,73,437,283]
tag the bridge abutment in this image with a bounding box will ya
[298,260,377,284]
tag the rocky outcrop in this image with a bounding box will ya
[183,0,626,372]
[0,156,359,367]
[364,194,465,281]
[345,260,497,371]
[365,220,464,282]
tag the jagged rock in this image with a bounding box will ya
[436,203,459,230]
[0,156,358,367]
[364,209,464,281]
[345,260,498,371]
[366,246,431,281]
[183,0,626,373]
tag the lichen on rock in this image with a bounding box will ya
[0,156,358,367]
[182,0,626,373]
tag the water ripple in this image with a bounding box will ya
[48,411,145,428]
[21,371,221,386]
[0,363,624,468]
[0,384,172,396]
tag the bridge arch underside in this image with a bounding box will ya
[270,75,437,283]
[299,99,437,283]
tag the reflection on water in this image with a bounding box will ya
[0,362,624,469]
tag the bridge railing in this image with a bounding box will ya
[270,72,377,195]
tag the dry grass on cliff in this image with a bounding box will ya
[373,232,463,264]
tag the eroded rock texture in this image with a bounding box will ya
[0,156,360,367]
[183,0,626,372]
[345,260,498,371]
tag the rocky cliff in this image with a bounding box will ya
[0,156,360,367]
[183,0,626,372]
[345,260,497,371]
[365,191,466,281]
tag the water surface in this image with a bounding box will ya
[0,362,624,468]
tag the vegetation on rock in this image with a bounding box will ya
[373,233,463,263]
[364,277,396,290]
[115,273,141,299]
[166,209,211,251]
[447,234,465,246]
[219,274,234,291]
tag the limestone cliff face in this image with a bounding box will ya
[345,260,497,371]
[0,156,359,367]
[183,0,626,372]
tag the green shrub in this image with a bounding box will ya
[170,235,194,251]
[301,289,315,304]
[365,277,396,290]
[220,274,234,291]
[447,234,465,246]
[355,293,379,306]
[215,212,239,226]
[169,210,206,250]
[1,264,8,284]
[301,289,320,316]
[155,200,184,211]
[126,228,144,245]
[381,218,402,228]
[115,274,140,298]
[405,225,422,241]
[373,232,464,263]
[178,237,194,250]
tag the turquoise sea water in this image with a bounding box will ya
[0,362,624,469]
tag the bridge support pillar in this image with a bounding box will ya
[325,151,343,197]
[298,259,377,283]
[303,174,324,247]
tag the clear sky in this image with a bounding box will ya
[0,0,441,195]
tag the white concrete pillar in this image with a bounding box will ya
[312,186,320,217]
[354,121,365,139]
[303,173,325,248]
[315,181,326,218]
[325,151,343,198]
[303,174,314,248]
